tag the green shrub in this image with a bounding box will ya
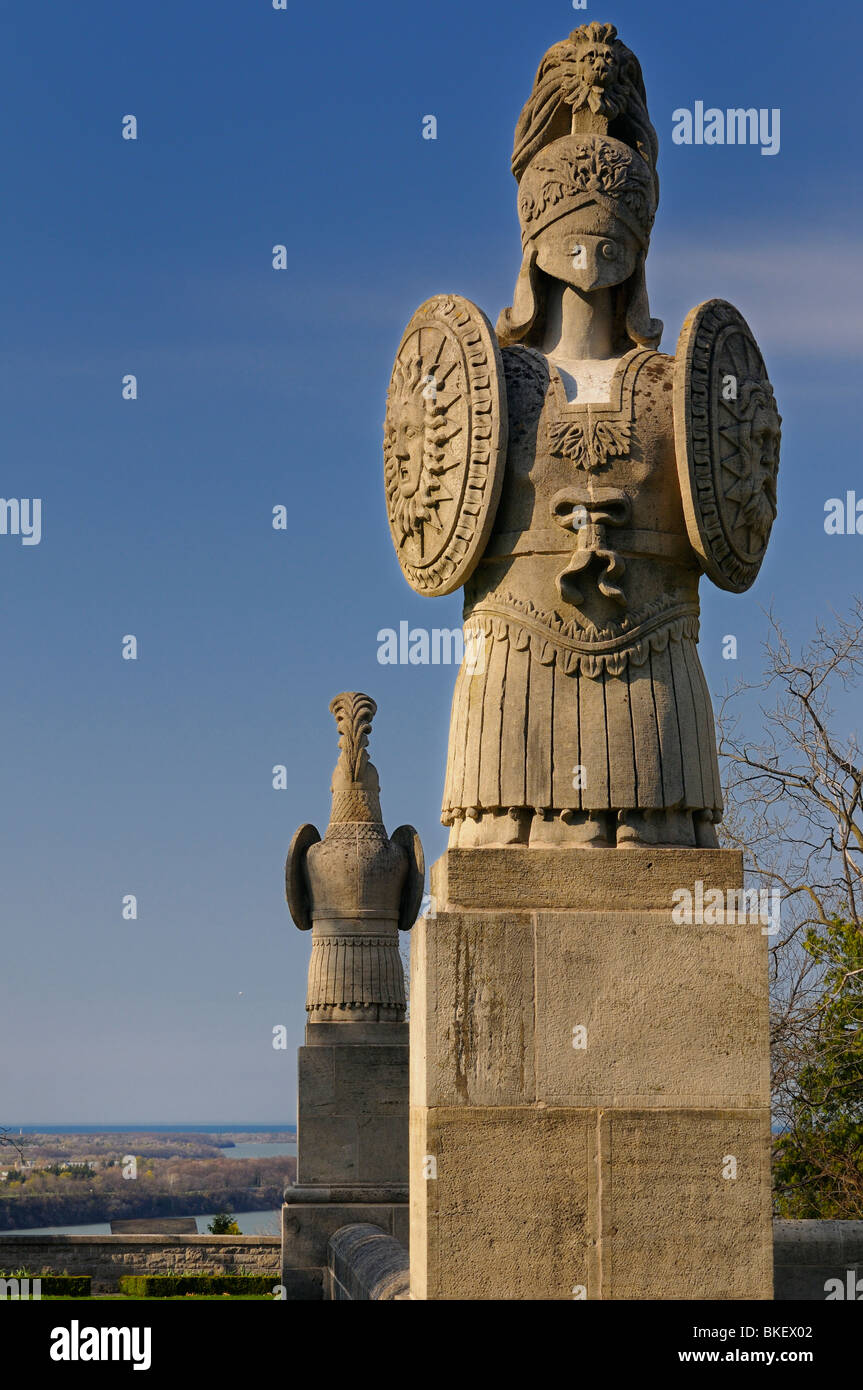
[0,1273,90,1297]
[118,1273,276,1298]
[42,1276,91,1297]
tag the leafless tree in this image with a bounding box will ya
[0,1128,25,1167]
[716,597,863,1182]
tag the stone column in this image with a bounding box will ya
[409,847,773,1300]
[280,693,423,1299]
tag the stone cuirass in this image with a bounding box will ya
[442,343,723,823]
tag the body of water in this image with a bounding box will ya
[2,1209,282,1237]
[224,1140,294,1158]
[8,1125,296,1136]
[0,1128,293,1235]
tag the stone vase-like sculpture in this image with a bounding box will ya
[280,693,424,1299]
[385,22,776,1300]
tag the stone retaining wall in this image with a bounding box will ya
[0,1235,280,1294]
[774,1220,863,1301]
[3,1221,862,1298]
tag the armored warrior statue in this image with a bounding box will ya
[285,692,423,1019]
[400,22,778,1305]
[281,695,421,1296]
[384,20,780,850]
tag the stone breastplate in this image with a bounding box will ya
[465,345,702,675]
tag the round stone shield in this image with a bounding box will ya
[673,299,781,592]
[384,294,508,596]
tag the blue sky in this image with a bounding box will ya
[1,0,861,1122]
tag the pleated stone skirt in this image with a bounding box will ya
[442,622,722,818]
[306,931,405,1021]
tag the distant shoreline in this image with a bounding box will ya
[7,1125,297,1135]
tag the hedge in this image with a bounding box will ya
[0,1274,91,1297]
[118,1274,278,1297]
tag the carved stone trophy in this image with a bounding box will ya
[386,23,777,1300]
[280,694,423,1298]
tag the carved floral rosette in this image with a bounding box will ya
[383,295,508,596]
[673,299,781,593]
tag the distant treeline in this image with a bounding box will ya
[0,1152,296,1230]
[6,1133,237,1162]
[2,1155,293,1194]
[0,1180,293,1231]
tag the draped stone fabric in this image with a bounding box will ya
[442,624,721,819]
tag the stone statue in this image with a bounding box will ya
[384,20,780,850]
[285,693,424,1020]
[281,694,420,1294]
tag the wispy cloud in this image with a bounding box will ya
[650,239,863,357]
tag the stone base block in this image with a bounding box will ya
[410,1105,594,1301]
[297,1035,409,1187]
[410,848,773,1301]
[431,846,744,911]
[281,1196,408,1297]
[279,1267,325,1301]
[412,899,770,1111]
[411,1106,772,1300]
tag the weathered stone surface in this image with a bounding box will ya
[410,848,774,1300]
[304,1021,409,1047]
[410,911,535,1109]
[410,1104,772,1300]
[410,1106,595,1301]
[297,1044,409,1118]
[281,1201,407,1271]
[327,1223,410,1301]
[384,296,508,598]
[280,1267,324,1300]
[774,1220,863,1301]
[0,1225,843,1301]
[109,1218,197,1234]
[534,908,770,1108]
[296,1040,409,1187]
[0,1235,280,1294]
[598,1109,773,1299]
[414,850,769,1112]
[432,845,743,910]
[389,14,779,1301]
[286,1184,408,1203]
[296,1117,359,1187]
[355,1117,408,1187]
[297,1113,408,1189]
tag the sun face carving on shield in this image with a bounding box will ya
[383,351,464,556]
[383,295,508,597]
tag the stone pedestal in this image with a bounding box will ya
[409,847,773,1300]
[281,1021,409,1298]
[280,693,421,1298]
